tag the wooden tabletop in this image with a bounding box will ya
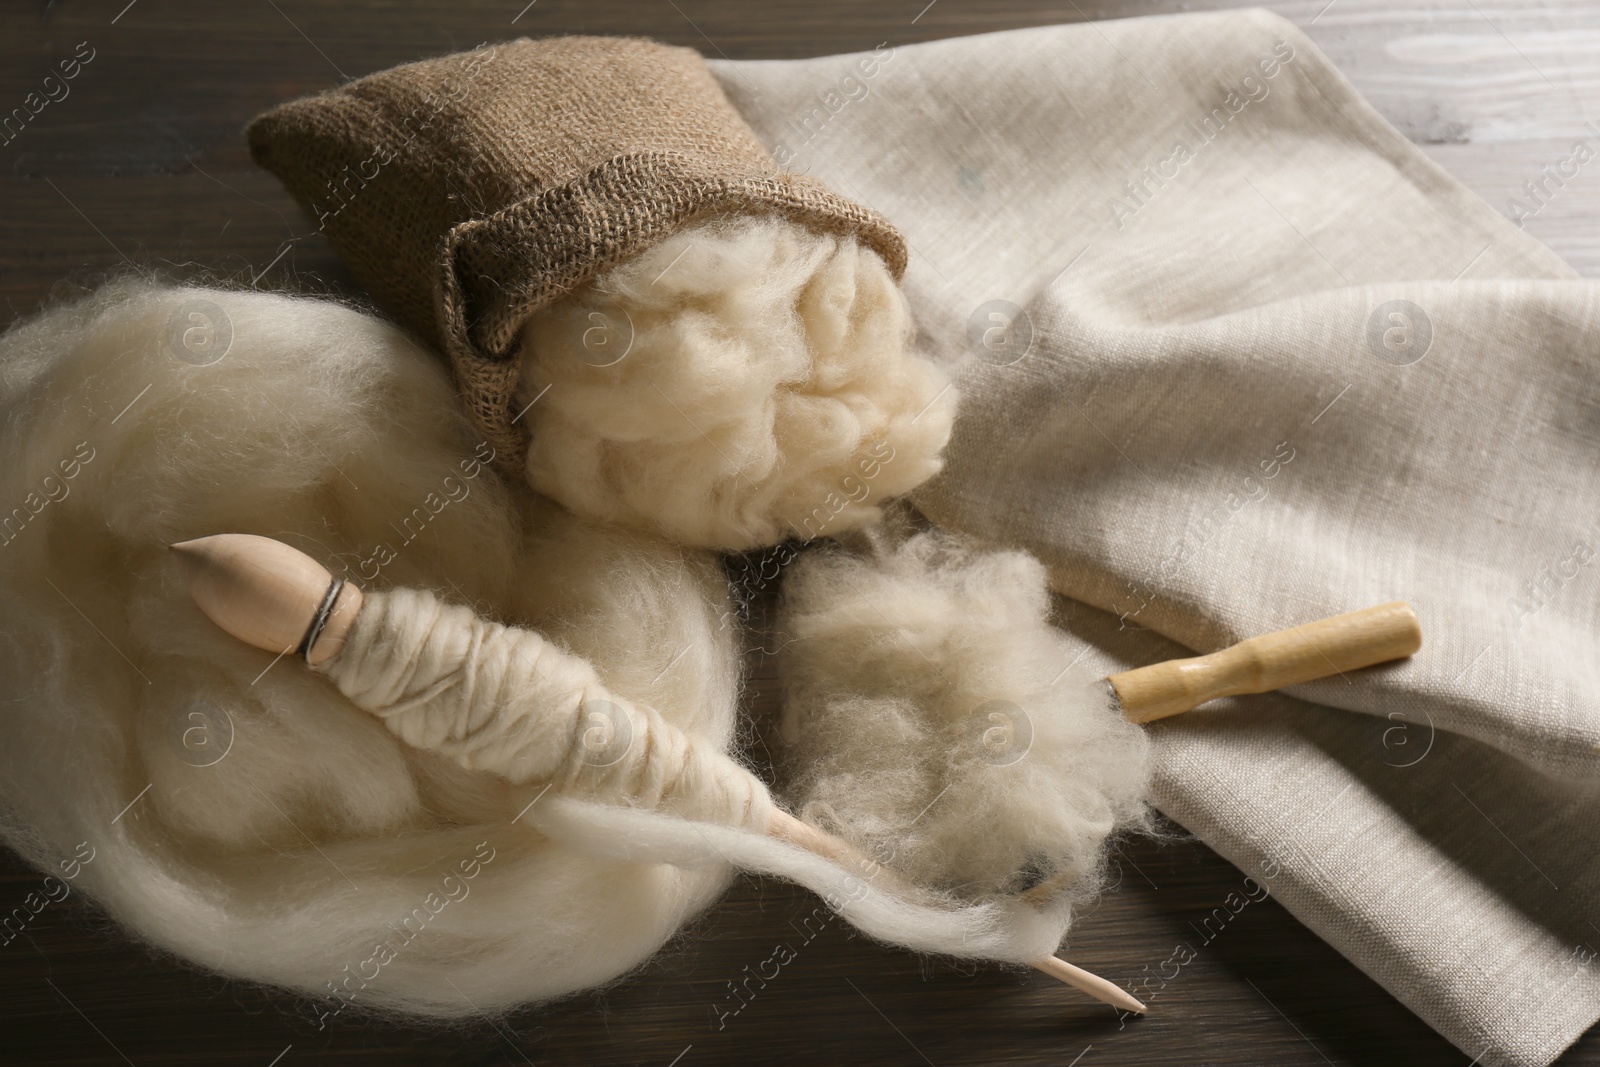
[3,1,1595,1064]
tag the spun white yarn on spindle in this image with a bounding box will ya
[319,586,772,828]
[515,215,958,551]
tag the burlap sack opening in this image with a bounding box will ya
[247,36,908,473]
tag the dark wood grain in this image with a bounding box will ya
[0,1,1589,1064]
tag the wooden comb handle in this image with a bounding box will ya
[1108,601,1422,724]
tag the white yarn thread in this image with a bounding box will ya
[527,796,1072,965]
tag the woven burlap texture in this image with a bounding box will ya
[247,36,907,470]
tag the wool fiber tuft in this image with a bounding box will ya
[777,522,1153,902]
[515,216,956,550]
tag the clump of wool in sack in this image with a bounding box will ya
[516,215,952,550]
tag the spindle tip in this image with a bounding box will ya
[1031,954,1147,1014]
[170,533,362,665]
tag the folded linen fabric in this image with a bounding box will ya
[714,12,1600,1066]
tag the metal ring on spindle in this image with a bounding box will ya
[297,577,345,662]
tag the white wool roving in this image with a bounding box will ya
[778,523,1153,903]
[515,216,957,550]
[0,281,1084,1022]
[0,280,753,1020]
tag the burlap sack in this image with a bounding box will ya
[247,36,907,470]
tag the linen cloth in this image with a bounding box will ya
[714,11,1600,1066]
